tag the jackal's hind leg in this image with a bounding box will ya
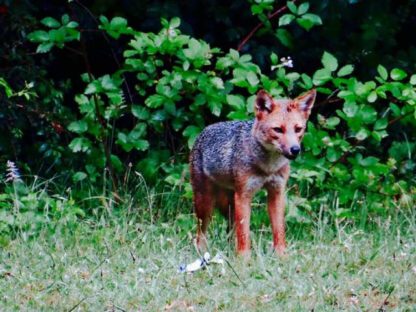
[192,176,215,251]
[216,188,235,235]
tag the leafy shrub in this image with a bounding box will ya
[0,161,84,245]
[3,1,415,226]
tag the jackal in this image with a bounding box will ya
[190,89,316,256]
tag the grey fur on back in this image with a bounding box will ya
[190,120,289,190]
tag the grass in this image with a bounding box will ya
[1,207,415,311]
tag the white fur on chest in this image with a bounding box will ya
[256,155,288,175]
[246,156,289,192]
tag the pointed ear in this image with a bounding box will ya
[255,90,275,116]
[295,89,316,117]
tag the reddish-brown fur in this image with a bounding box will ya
[190,89,316,257]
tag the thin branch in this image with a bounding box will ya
[64,46,84,56]
[77,18,120,194]
[237,0,298,51]
[388,111,413,125]
[72,0,134,105]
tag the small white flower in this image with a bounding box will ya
[280,56,294,68]
[271,56,294,71]
[5,160,21,183]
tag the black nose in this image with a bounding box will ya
[290,146,301,156]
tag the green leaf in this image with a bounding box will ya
[132,105,150,119]
[312,68,332,85]
[227,111,247,120]
[73,171,87,182]
[226,94,245,110]
[183,125,202,148]
[361,105,377,123]
[367,91,377,103]
[270,52,278,65]
[374,118,388,130]
[164,100,176,115]
[297,13,322,30]
[246,71,259,87]
[297,2,310,15]
[27,30,49,42]
[0,78,13,97]
[326,147,340,162]
[321,52,338,72]
[36,42,54,53]
[343,102,358,117]
[68,120,88,133]
[287,1,297,14]
[66,21,79,28]
[210,77,225,89]
[377,65,388,80]
[111,154,123,172]
[101,75,117,91]
[389,103,401,116]
[61,14,70,25]
[279,14,296,26]
[208,100,222,116]
[390,68,407,81]
[84,82,99,95]
[170,17,181,28]
[355,128,368,140]
[325,116,340,129]
[41,17,60,28]
[48,29,65,43]
[110,17,128,29]
[301,74,313,88]
[69,138,91,153]
[145,95,165,108]
[360,156,378,167]
[337,65,354,77]
[410,74,416,85]
[276,29,293,48]
[133,139,149,151]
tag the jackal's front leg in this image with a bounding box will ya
[234,190,253,257]
[267,187,287,255]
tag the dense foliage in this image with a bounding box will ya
[0,0,415,235]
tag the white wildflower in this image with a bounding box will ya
[280,56,294,68]
[271,56,294,71]
[5,161,21,183]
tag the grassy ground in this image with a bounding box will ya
[0,211,415,311]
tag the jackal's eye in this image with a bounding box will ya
[294,126,303,133]
[273,127,284,133]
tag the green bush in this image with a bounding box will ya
[1,1,415,226]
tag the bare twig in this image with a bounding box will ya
[77,19,119,194]
[237,0,298,51]
[388,111,413,125]
[72,0,134,105]
[67,296,90,312]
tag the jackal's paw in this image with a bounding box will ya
[236,248,251,260]
[195,235,208,252]
[274,245,287,258]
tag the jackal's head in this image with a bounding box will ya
[253,89,316,160]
